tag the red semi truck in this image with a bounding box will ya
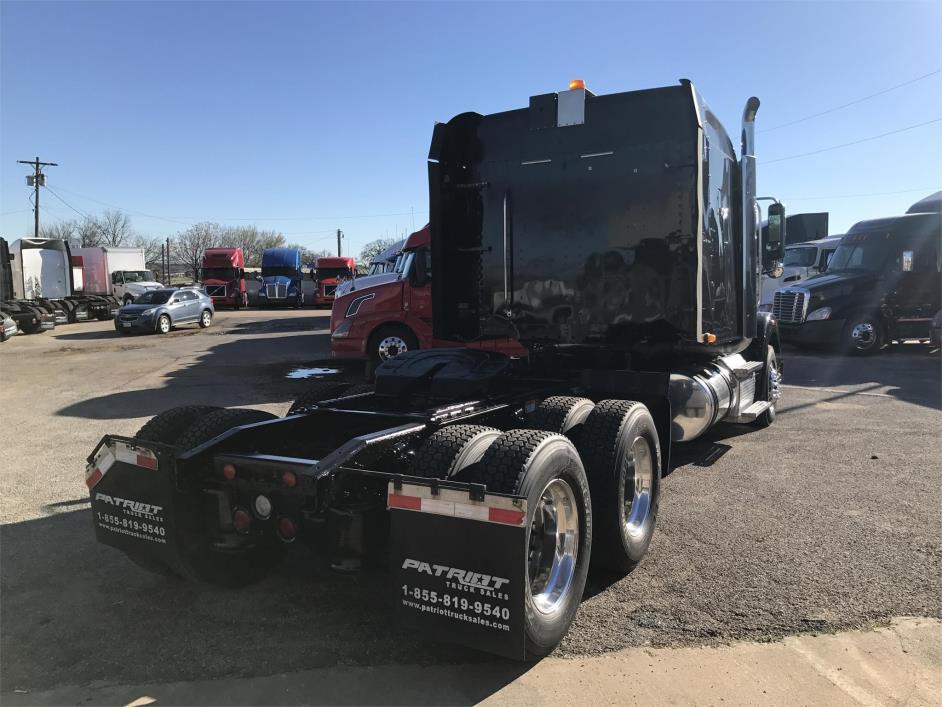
[201,248,247,309]
[330,227,526,365]
[312,256,355,307]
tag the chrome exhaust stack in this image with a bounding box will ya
[741,97,761,341]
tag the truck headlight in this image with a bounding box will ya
[807,307,832,321]
[758,303,772,313]
[331,319,352,339]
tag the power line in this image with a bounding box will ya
[1,208,32,216]
[49,185,418,223]
[785,187,940,201]
[762,117,942,165]
[43,185,94,220]
[760,69,942,133]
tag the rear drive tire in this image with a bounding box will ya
[176,407,278,452]
[157,314,171,335]
[578,400,660,574]
[286,381,352,415]
[529,396,595,444]
[479,430,592,659]
[135,405,223,445]
[411,424,501,482]
[842,312,884,355]
[752,346,780,428]
[368,324,418,367]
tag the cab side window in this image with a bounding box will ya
[112,272,123,284]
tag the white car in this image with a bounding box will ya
[761,236,843,309]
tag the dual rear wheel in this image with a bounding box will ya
[411,396,661,657]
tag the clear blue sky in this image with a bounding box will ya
[2,1,940,257]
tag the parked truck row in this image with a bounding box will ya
[87,78,788,659]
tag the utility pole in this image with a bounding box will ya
[336,228,343,257]
[17,157,58,238]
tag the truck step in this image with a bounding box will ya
[729,360,764,380]
[727,399,771,423]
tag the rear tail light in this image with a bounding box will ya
[222,463,237,480]
[282,471,297,488]
[277,517,298,542]
[232,508,252,533]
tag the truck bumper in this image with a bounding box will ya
[778,319,844,347]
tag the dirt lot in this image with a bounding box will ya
[1,309,940,698]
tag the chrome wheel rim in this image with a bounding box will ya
[623,437,654,541]
[202,312,211,326]
[851,322,875,349]
[769,360,782,402]
[159,317,170,333]
[527,478,580,616]
[378,336,408,360]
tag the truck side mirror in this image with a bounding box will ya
[763,202,786,272]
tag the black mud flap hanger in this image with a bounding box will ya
[388,477,528,660]
[86,435,182,569]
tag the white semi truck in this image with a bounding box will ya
[73,246,164,305]
[8,238,118,323]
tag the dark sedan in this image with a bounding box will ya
[115,287,214,335]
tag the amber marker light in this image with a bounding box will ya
[569,79,586,90]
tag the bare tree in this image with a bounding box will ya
[95,209,136,247]
[359,237,400,263]
[40,219,79,242]
[77,217,103,247]
[133,235,165,275]
[172,222,222,279]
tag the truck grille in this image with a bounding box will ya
[265,284,287,299]
[772,290,807,324]
[206,284,227,298]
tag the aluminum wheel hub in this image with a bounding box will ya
[623,437,654,541]
[527,478,580,615]
[378,336,408,360]
[851,322,875,347]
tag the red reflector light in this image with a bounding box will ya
[488,507,526,526]
[388,494,422,511]
[222,463,237,480]
[232,508,252,532]
[136,453,158,470]
[282,470,297,488]
[277,517,297,542]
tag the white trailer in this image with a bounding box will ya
[73,247,163,304]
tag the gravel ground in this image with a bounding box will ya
[1,310,939,693]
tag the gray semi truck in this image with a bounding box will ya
[85,79,785,659]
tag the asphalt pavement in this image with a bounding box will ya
[0,309,939,701]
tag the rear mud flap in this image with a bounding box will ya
[86,436,182,569]
[388,481,528,660]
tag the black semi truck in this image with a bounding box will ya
[86,80,785,659]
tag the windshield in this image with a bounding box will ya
[315,267,352,280]
[133,290,172,305]
[783,247,817,268]
[827,238,891,272]
[261,266,299,278]
[393,252,414,276]
[123,270,156,283]
[202,267,238,280]
[367,262,394,276]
